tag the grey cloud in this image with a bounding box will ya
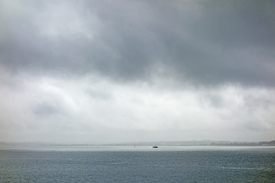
[244,94,275,111]
[201,93,225,108]
[0,0,274,87]
[33,103,58,117]
[87,90,112,100]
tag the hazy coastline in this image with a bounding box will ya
[1,140,274,147]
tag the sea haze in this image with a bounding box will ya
[0,146,274,183]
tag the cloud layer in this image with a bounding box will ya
[0,0,274,143]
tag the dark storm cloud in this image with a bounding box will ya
[0,0,274,86]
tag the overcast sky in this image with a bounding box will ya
[0,0,275,144]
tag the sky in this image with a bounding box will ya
[0,0,275,144]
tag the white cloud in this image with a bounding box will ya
[1,70,274,143]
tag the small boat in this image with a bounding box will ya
[152,145,158,148]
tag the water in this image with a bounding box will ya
[0,146,274,183]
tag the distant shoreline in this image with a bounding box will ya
[0,140,274,147]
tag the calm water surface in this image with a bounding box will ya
[0,146,274,183]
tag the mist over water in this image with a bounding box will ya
[0,146,274,182]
